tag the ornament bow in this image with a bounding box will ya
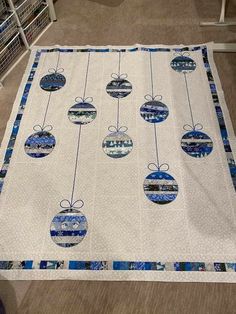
[111,73,128,80]
[75,96,93,103]
[33,124,53,132]
[183,123,203,132]
[108,125,128,133]
[47,67,64,74]
[144,94,163,102]
[173,51,190,57]
[60,199,84,211]
[148,162,169,172]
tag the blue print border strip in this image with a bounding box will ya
[201,47,236,191]
[0,260,235,272]
[39,46,202,53]
[0,50,42,193]
[0,45,235,273]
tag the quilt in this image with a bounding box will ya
[0,43,235,282]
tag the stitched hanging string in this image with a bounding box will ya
[50,51,94,248]
[146,51,169,172]
[183,72,194,129]
[34,51,64,131]
[150,52,154,99]
[47,50,64,74]
[153,122,160,167]
[118,50,121,77]
[55,50,61,71]
[144,53,163,102]
[116,98,120,130]
[171,50,213,159]
[42,91,52,129]
[82,52,91,101]
[116,51,121,130]
[143,51,178,205]
[108,51,126,132]
[70,124,82,207]
[183,72,204,131]
[62,52,91,210]
[103,50,133,159]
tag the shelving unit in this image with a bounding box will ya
[0,0,7,16]
[0,12,18,49]
[15,0,44,25]
[23,4,50,45]
[0,32,22,74]
[200,0,236,26]
[0,0,55,84]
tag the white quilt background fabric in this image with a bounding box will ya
[0,43,236,281]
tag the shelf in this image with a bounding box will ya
[0,32,24,76]
[15,0,44,24]
[0,0,55,83]
[0,12,18,49]
[23,4,49,45]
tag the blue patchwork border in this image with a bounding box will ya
[0,50,42,192]
[201,47,236,191]
[0,260,235,272]
[0,45,235,272]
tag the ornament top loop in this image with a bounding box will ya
[193,123,203,131]
[148,162,169,172]
[111,73,128,80]
[75,96,93,103]
[108,125,117,133]
[60,199,84,210]
[183,123,203,131]
[48,67,64,74]
[144,94,163,102]
[118,125,128,132]
[148,163,159,171]
[159,163,170,172]
[108,125,128,133]
[56,67,64,74]
[33,124,53,132]
[33,124,43,132]
[173,51,190,57]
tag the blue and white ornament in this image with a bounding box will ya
[50,200,88,248]
[140,95,169,123]
[106,74,132,98]
[102,126,133,159]
[40,68,66,92]
[24,125,55,158]
[143,164,178,205]
[181,125,213,158]
[68,97,97,125]
[170,52,196,73]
